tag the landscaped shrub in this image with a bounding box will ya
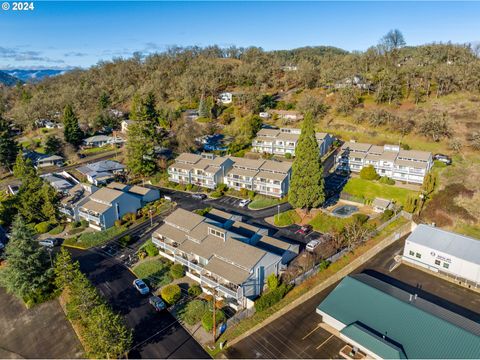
[49,224,65,235]
[201,309,225,332]
[194,207,212,216]
[170,263,185,279]
[144,242,159,257]
[119,235,133,248]
[433,160,447,168]
[80,220,89,228]
[216,184,228,193]
[359,165,380,180]
[267,273,278,291]
[34,221,52,234]
[210,191,223,198]
[380,209,395,221]
[379,176,395,185]
[181,300,208,325]
[114,219,124,227]
[188,284,202,297]
[285,152,292,159]
[353,213,369,225]
[72,221,81,228]
[186,184,193,191]
[254,283,289,312]
[161,284,182,305]
[248,191,255,200]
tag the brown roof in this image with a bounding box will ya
[372,198,392,209]
[204,257,251,285]
[230,157,265,170]
[378,151,399,162]
[256,128,280,137]
[255,171,288,182]
[257,235,298,252]
[90,187,124,204]
[154,223,187,243]
[315,132,329,140]
[176,153,202,164]
[163,208,205,232]
[276,132,300,142]
[107,182,128,191]
[80,200,110,214]
[226,167,258,178]
[169,162,194,171]
[341,142,372,152]
[128,185,151,196]
[260,160,292,174]
[395,159,429,169]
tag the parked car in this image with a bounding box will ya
[149,295,166,312]
[295,225,313,236]
[192,193,207,200]
[39,238,62,247]
[133,279,150,295]
[433,154,452,165]
[163,195,172,201]
[306,239,321,252]
[238,199,251,207]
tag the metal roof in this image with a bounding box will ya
[317,274,480,359]
[406,224,480,265]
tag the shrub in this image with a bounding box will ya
[267,274,278,291]
[71,221,81,228]
[80,220,89,228]
[433,160,447,168]
[170,263,185,279]
[254,283,289,312]
[285,153,292,159]
[119,235,133,248]
[49,224,65,235]
[114,219,124,227]
[35,221,52,234]
[181,300,208,325]
[359,165,380,180]
[353,213,369,225]
[380,209,395,221]
[248,191,255,200]
[201,309,225,332]
[144,242,159,257]
[188,284,202,297]
[210,191,223,198]
[194,207,211,216]
[216,184,228,193]
[379,176,395,185]
[161,284,182,305]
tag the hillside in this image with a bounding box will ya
[3,69,66,83]
[0,71,19,86]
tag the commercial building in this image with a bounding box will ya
[152,208,299,308]
[336,142,433,184]
[316,274,480,359]
[252,128,334,157]
[402,224,480,287]
[167,153,292,197]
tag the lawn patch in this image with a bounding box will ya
[63,225,127,249]
[308,212,352,233]
[132,258,172,288]
[248,195,286,210]
[274,210,301,227]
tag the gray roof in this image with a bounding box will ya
[77,160,125,174]
[372,198,391,209]
[406,224,480,265]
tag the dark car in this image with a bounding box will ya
[149,295,166,311]
[192,193,207,200]
[295,225,313,235]
[433,154,452,165]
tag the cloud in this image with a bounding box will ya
[0,46,65,63]
[64,51,88,57]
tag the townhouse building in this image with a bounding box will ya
[336,141,433,184]
[252,127,334,157]
[152,208,299,308]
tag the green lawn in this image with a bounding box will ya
[343,178,418,206]
[274,210,301,227]
[248,195,285,210]
[132,258,173,288]
[453,223,480,239]
[80,145,114,155]
[308,212,353,233]
[63,225,127,249]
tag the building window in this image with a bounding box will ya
[435,260,441,266]
[409,251,414,256]
[415,252,421,259]
[443,263,450,269]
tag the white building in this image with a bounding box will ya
[82,135,125,148]
[403,224,480,286]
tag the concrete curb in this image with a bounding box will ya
[61,244,87,250]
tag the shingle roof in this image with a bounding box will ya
[406,224,480,265]
[127,185,151,196]
[372,198,391,209]
[80,200,110,214]
[176,153,203,164]
[317,274,480,359]
[204,256,251,285]
[341,142,372,152]
[107,182,129,191]
[90,187,124,204]
[260,160,292,174]
[163,208,205,232]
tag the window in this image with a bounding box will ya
[415,252,421,259]
[443,263,450,269]
[435,260,441,266]
[208,227,225,240]
[409,251,414,256]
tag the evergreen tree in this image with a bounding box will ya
[129,93,141,120]
[198,95,209,118]
[63,104,83,146]
[422,172,437,195]
[44,135,63,155]
[288,113,325,211]
[0,215,53,302]
[98,91,110,110]
[0,117,19,171]
[54,248,80,291]
[13,153,36,180]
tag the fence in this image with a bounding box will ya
[226,307,256,328]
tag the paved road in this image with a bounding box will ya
[70,248,210,359]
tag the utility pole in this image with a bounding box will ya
[149,209,153,227]
[212,286,216,343]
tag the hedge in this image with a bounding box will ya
[144,242,159,257]
[254,283,289,312]
[161,284,181,305]
[188,284,202,297]
[201,309,225,332]
[49,224,65,235]
[170,263,185,279]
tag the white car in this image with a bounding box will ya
[306,239,321,252]
[133,279,150,295]
[238,199,251,207]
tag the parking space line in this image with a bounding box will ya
[302,323,322,340]
[316,334,334,349]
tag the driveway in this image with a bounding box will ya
[69,248,210,359]
[0,288,83,359]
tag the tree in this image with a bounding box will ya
[359,165,380,180]
[379,29,406,53]
[54,248,80,291]
[13,153,36,180]
[288,113,325,211]
[0,117,18,171]
[98,91,110,110]
[336,87,361,115]
[297,94,329,120]
[161,284,181,305]
[419,112,452,142]
[422,172,437,195]
[267,273,278,291]
[0,215,53,303]
[342,221,370,251]
[44,135,63,155]
[404,194,420,213]
[170,263,185,279]
[63,104,83,146]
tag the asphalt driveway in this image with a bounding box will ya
[0,288,83,359]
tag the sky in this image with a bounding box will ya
[1,1,480,69]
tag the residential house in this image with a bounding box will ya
[82,135,125,148]
[218,92,233,104]
[168,153,234,189]
[41,172,77,195]
[252,127,334,157]
[152,208,299,308]
[184,109,199,121]
[78,187,142,230]
[335,74,372,91]
[36,119,62,129]
[336,142,433,184]
[269,110,304,122]
[59,183,99,220]
[106,182,160,205]
[24,151,64,168]
[76,160,125,186]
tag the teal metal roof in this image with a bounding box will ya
[317,275,480,359]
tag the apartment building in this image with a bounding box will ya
[152,208,299,308]
[252,128,334,157]
[225,157,292,198]
[168,153,234,189]
[336,141,433,184]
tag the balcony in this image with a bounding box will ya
[339,345,367,360]
[227,176,252,184]
[60,207,74,217]
[78,211,101,223]
[200,275,238,299]
[152,237,178,253]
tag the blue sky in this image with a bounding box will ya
[1,1,479,69]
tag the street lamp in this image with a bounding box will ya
[149,209,154,227]
[277,204,280,219]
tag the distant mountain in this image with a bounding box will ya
[0,70,20,86]
[2,69,66,82]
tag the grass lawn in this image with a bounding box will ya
[274,210,301,227]
[453,223,480,239]
[308,212,352,233]
[343,178,418,206]
[133,258,173,288]
[80,145,114,155]
[63,225,127,249]
[248,195,286,210]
